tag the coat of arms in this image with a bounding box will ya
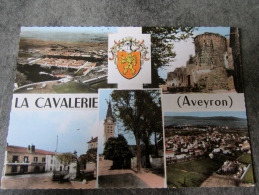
[109,37,150,79]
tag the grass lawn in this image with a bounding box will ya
[53,81,94,93]
[167,158,222,188]
[90,81,117,90]
[74,69,86,76]
[237,153,252,164]
[242,165,254,184]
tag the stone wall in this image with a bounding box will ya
[166,32,236,92]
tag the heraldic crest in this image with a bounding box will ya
[109,37,150,79]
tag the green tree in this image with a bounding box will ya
[142,27,194,87]
[56,152,74,167]
[56,151,81,179]
[139,95,163,167]
[103,134,134,169]
[110,90,162,172]
[80,148,97,170]
[15,70,31,86]
[85,148,97,163]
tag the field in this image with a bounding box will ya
[167,158,222,188]
[90,81,117,90]
[237,153,252,164]
[237,153,254,185]
[52,81,94,93]
[242,165,254,184]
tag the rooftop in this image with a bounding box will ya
[6,145,55,155]
[87,136,98,143]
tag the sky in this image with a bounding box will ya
[21,26,118,33]
[8,109,99,156]
[164,111,247,119]
[97,89,137,154]
[158,27,231,79]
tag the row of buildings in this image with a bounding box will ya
[3,144,63,175]
[39,47,107,58]
[3,136,98,176]
[165,129,251,162]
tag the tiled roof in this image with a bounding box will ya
[6,145,55,155]
[87,137,98,143]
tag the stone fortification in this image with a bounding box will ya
[167,32,235,92]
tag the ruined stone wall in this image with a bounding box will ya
[167,32,236,92]
[194,33,228,70]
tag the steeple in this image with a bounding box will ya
[106,101,114,120]
[104,101,115,143]
[106,101,111,118]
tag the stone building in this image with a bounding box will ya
[85,136,98,172]
[103,102,116,143]
[3,144,55,175]
[98,102,115,173]
[166,32,240,92]
[3,144,73,176]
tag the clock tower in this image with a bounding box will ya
[104,101,115,143]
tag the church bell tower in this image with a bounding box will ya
[104,101,115,143]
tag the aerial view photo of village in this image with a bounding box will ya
[1,110,99,189]
[97,89,165,188]
[164,111,254,188]
[14,27,118,94]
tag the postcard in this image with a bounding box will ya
[2,26,254,189]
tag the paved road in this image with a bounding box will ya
[98,161,165,188]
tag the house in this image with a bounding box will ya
[85,137,98,172]
[241,140,250,151]
[4,144,55,175]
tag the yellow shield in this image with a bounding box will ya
[117,51,141,79]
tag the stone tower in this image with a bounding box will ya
[194,33,228,70]
[103,102,115,143]
[166,32,236,92]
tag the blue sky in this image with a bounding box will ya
[97,89,137,154]
[164,111,247,119]
[8,110,99,156]
[158,27,231,79]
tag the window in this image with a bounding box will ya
[33,157,38,162]
[12,156,18,163]
[24,156,28,163]
[11,165,17,173]
[21,165,28,173]
[42,157,46,162]
[51,159,53,164]
[50,166,52,171]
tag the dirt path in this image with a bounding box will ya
[1,173,96,189]
[200,173,237,187]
